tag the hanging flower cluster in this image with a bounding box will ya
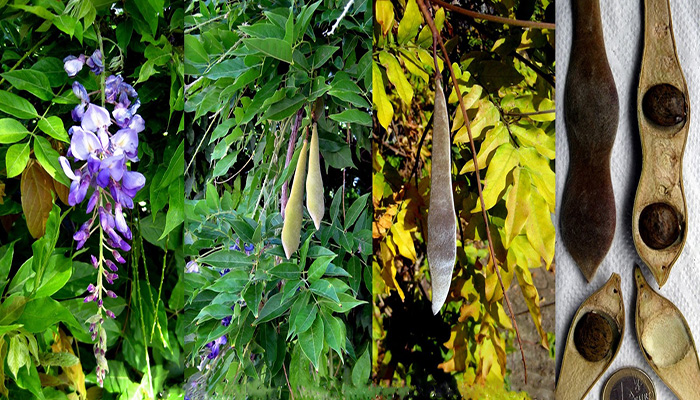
[60,50,145,387]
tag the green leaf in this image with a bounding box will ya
[6,141,31,178]
[312,45,339,69]
[199,250,252,270]
[262,93,305,121]
[53,14,78,37]
[309,279,339,303]
[34,136,70,187]
[254,292,295,325]
[472,143,519,212]
[30,58,66,88]
[329,109,372,126]
[321,312,345,358]
[1,70,53,101]
[0,241,15,294]
[378,51,413,105]
[7,335,28,378]
[345,193,369,229]
[269,262,301,280]
[243,38,293,63]
[15,359,45,400]
[184,35,208,65]
[298,313,324,370]
[33,254,72,299]
[0,90,38,119]
[0,118,29,144]
[159,177,184,240]
[0,294,27,325]
[290,302,317,338]
[157,140,184,190]
[397,0,423,45]
[16,297,81,333]
[351,346,370,386]
[307,256,336,282]
[37,116,69,143]
[38,352,79,367]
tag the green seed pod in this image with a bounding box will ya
[428,79,456,315]
[306,123,324,230]
[282,139,308,259]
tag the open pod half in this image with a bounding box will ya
[555,273,624,400]
[634,265,700,399]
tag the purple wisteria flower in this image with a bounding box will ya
[60,49,146,388]
[205,335,227,359]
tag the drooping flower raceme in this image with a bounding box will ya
[60,49,145,387]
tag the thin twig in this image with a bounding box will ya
[417,0,527,383]
[282,353,295,400]
[427,0,555,30]
[504,109,555,117]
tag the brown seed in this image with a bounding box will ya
[574,312,614,362]
[642,84,686,126]
[639,202,680,250]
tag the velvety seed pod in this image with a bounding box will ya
[428,79,456,315]
[281,140,308,259]
[306,123,324,230]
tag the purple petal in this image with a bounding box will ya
[71,104,86,122]
[86,50,103,75]
[129,115,145,134]
[59,157,79,181]
[81,104,111,133]
[105,75,123,103]
[63,55,85,77]
[87,189,99,212]
[114,203,131,239]
[122,171,145,193]
[72,81,89,103]
[70,127,102,160]
[112,129,139,161]
[112,103,131,128]
[101,154,126,182]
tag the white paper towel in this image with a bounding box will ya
[556,1,700,399]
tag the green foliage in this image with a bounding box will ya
[184,0,375,398]
[373,0,554,396]
[0,1,184,398]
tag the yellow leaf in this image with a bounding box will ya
[454,99,500,143]
[511,123,555,159]
[397,0,423,45]
[519,147,555,212]
[515,264,548,348]
[390,223,416,261]
[51,329,86,400]
[379,241,405,300]
[378,51,413,105]
[451,85,483,133]
[504,168,531,247]
[398,50,428,83]
[375,0,394,36]
[416,47,443,74]
[525,189,555,268]
[472,143,519,213]
[21,159,54,239]
[460,123,508,173]
[372,63,394,130]
[0,180,5,204]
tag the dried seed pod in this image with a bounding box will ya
[428,79,456,315]
[556,273,624,400]
[642,83,687,126]
[561,0,618,282]
[638,202,681,250]
[635,265,700,399]
[633,0,690,287]
[574,312,614,362]
[306,123,324,230]
[281,139,308,259]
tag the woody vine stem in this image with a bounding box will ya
[416,0,529,382]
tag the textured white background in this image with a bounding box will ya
[556,1,700,399]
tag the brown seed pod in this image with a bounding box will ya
[428,78,456,315]
[635,265,700,398]
[561,0,618,282]
[574,312,613,362]
[633,0,690,287]
[556,273,624,400]
[642,83,687,126]
[638,202,680,250]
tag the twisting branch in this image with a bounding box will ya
[416,0,528,383]
[427,0,555,30]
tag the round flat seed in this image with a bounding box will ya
[642,83,686,127]
[603,368,655,400]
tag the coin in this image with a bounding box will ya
[603,367,655,400]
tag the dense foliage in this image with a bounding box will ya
[183,0,393,398]
[372,0,555,397]
[0,0,184,398]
